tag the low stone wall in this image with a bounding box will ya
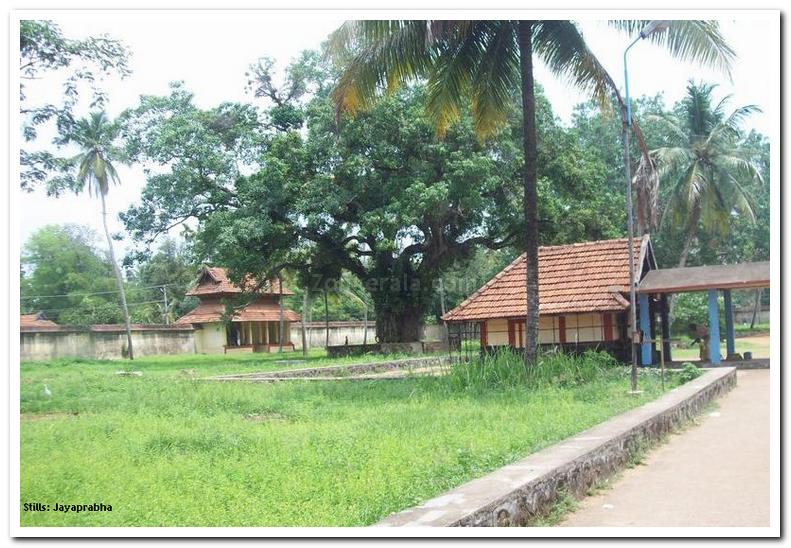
[377,367,737,527]
[210,355,451,381]
[20,325,196,361]
[293,322,446,350]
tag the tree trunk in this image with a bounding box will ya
[324,290,330,349]
[100,191,134,360]
[301,290,310,356]
[518,21,540,367]
[373,303,423,343]
[278,274,284,353]
[677,226,696,268]
[363,299,368,346]
[750,288,762,329]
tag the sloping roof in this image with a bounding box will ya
[443,237,646,322]
[20,312,58,327]
[185,266,294,297]
[637,261,770,294]
[175,296,301,325]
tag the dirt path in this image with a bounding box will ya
[560,369,770,527]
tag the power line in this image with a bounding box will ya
[20,283,186,300]
[31,300,169,314]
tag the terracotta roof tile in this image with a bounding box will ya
[185,266,294,297]
[175,296,300,325]
[443,237,645,322]
[20,312,58,327]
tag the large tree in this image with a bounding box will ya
[651,81,762,268]
[19,20,130,192]
[328,19,734,364]
[20,224,119,323]
[54,112,136,358]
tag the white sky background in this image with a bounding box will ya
[17,13,775,260]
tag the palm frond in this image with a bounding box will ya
[609,20,735,78]
[533,21,617,114]
[467,21,520,138]
[329,20,435,117]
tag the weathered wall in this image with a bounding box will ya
[20,327,195,362]
[194,322,226,354]
[292,322,445,350]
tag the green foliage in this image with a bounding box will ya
[19,20,130,191]
[127,237,199,322]
[678,362,702,384]
[448,350,622,392]
[21,224,118,322]
[20,352,671,526]
[651,81,763,267]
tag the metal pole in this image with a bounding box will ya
[162,286,169,324]
[623,36,640,393]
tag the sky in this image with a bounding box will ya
[16,12,776,260]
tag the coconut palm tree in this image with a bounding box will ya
[652,82,761,268]
[62,111,135,359]
[328,20,734,365]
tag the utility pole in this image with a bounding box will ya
[438,278,448,342]
[162,285,170,324]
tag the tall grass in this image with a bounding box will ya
[446,349,622,392]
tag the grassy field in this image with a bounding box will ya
[672,334,770,361]
[20,351,685,527]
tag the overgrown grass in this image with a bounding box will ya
[20,351,685,527]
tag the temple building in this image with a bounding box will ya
[442,236,655,361]
[175,266,300,354]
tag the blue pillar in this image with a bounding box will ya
[639,293,652,366]
[708,289,721,364]
[723,289,735,358]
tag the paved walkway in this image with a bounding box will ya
[561,369,770,527]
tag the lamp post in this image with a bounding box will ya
[623,20,670,393]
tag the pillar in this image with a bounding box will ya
[639,293,652,366]
[723,289,735,358]
[708,289,721,364]
[660,294,672,361]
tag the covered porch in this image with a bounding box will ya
[225,320,294,353]
[635,261,770,366]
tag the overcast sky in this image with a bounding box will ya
[16,12,776,259]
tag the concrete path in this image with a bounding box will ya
[561,369,769,527]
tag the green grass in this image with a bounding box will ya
[20,351,685,527]
[672,335,769,361]
[21,348,441,381]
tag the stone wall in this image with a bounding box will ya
[20,326,196,361]
[293,322,446,349]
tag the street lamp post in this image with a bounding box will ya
[622,20,670,393]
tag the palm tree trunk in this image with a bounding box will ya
[750,288,762,329]
[100,191,134,360]
[278,274,284,353]
[324,290,330,349]
[677,226,696,268]
[518,20,540,367]
[301,290,310,357]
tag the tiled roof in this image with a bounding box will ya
[443,237,646,322]
[175,296,301,325]
[20,312,58,327]
[185,266,294,296]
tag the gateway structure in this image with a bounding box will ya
[442,236,655,361]
[176,266,300,354]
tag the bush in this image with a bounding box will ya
[446,349,621,391]
[678,362,702,384]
